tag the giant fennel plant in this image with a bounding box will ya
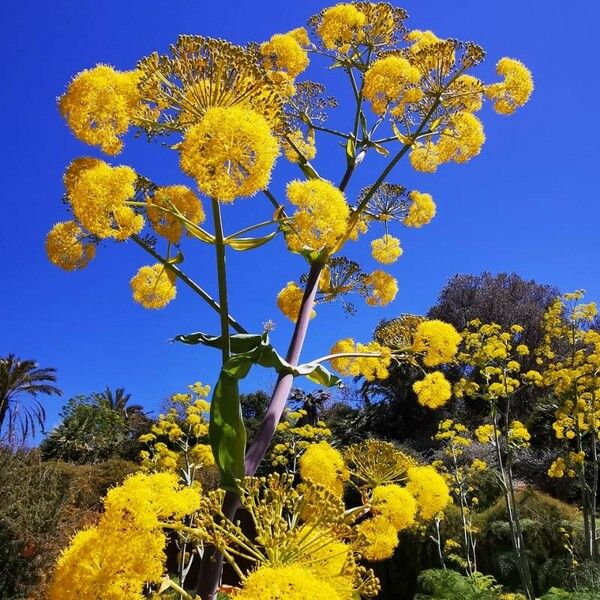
[45,3,533,599]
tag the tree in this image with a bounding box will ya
[95,386,145,417]
[40,394,150,463]
[428,273,558,362]
[0,354,62,444]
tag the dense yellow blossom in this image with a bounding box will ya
[286,179,350,254]
[443,74,484,113]
[283,129,316,163]
[413,319,461,366]
[413,371,452,409]
[372,484,417,532]
[475,424,496,444]
[46,221,95,271]
[48,472,199,600]
[59,65,141,155]
[63,156,103,195]
[363,55,420,116]
[130,264,177,309]
[261,29,310,78]
[316,3,366,51]
[508,420,531,447]
[437,112,486,164]
[406,465,451,521]
[330,338,392,381]
[66,158,141,240]
[179,105,279,202]
[403,191,436,228]
[277,281,316,321]
[298,440,349,497]
[486,58,534,115]
[147,185,205,243]
[364,270,398,307]
[356,515,399,561]
[406,29,455,75]
[410,112,485,173]
[371,234,403,264]
[238,564,344,600]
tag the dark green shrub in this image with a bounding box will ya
[414,569,513,599]
[475,488,582,595]
[540,588,600,599]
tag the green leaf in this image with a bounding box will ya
[345,136,356,161]
[224,231,278,251]
[371,142,390,157]
[166,251,184,265]
[174,331,341,488]
[209,372,246,491]
[392,122,412,145]
[173,332,264,353]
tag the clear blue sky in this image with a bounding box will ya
[1,1,598,435]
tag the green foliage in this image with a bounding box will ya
[540,588,600,599]
[414,569,508,599]
[40,394,150,463]
[475,489,582,594]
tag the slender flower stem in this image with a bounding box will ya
[130,235,247,334]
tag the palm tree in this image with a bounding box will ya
[95,387,145,418]
[0,354,62,444]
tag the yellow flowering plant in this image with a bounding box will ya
[455,320,536,598]
[46,2,533,598]
[534,291,600,561]
[433,419,487,575]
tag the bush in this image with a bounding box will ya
[540,588,600,599]
[0,449,137,598]
[414,569,515,599]
[475,488,582,595]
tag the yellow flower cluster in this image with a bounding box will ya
[147,185,205,243]
[316,3,367,52]
[371,234,403,264]
[403,191,437,228]
[45,221,95,271]
[507,420,531,448]
[299,440,349,497]
[410,111,485,173]
[238,564,345,600]
[371,484,417,531]
[65,157,141,240]
[486,58,534,115]
[363,55,421,116]
[140,382,214,474]
[364,270,398,307]
[277,281,316,321]
[59,65,141,155]
[261,28,310,79]
[48,472,200,600]
[413,319,461,366]
[285,179,350,255]
[405,465,451,521]
[434,419,472,457]
[179,105,279,202]
[475,423,496,444]
[130,263,177,309]
[330,337,392,381]
[271,409,332,468]
[413,371,452,409]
